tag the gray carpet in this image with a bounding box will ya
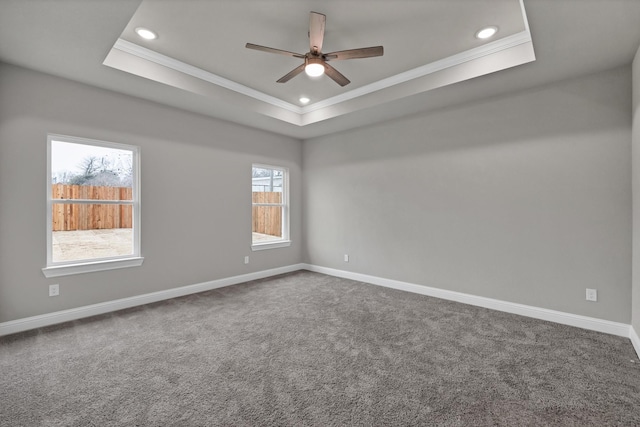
[1,271,639,426]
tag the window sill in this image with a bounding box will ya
[42,257,144,278]
[251,240,291,251]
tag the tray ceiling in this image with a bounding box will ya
[104,0,534,127]
[3,1,640,138]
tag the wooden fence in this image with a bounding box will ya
[52,184,132,231]
[52,185,281,235]
[252,192,282,237]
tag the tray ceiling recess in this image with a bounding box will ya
[103,0,535,127]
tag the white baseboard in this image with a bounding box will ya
[302,264,631,338]
[2,261,635,354]
[0,263,305,337]
[630,326,640,360]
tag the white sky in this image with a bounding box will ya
[51,140,131,177]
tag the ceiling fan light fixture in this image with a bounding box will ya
[305,62,325,77]
[305,57,325,77]
[135,27,157,40]
[475,26,498,39]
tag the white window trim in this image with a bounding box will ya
[42,257,144,278]
[251,240,292,251]
[42,134,143,277]
[251,163,290,251]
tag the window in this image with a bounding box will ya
[43,134,142,277]
[252,164,290,250]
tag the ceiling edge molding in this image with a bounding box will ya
[112,38,303,114]
[113,29,531,120]
[108,0,532,129]
[299,40,536,127]
[301,30,532,114]
[519,0,531,34]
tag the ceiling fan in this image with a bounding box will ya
[246,11,384,87]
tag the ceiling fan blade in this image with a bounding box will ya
[309,12,326,54]
[324,46,384,61]
[324,63,350,86]
[277,63,306,83]
[245,43,305,58]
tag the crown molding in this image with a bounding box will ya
[107,1,533,127]
[112,28,531,120]
[113,38,303,114]
[301,30,532,114]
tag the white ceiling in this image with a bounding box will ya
[1,0,640,139]
[118,0,526,104]
[104,0,534,128]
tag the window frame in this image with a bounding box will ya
[42,134,143,278]
[251,163,291,251]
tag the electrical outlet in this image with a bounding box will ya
[244,256,249,265]
[344,254,349,262]
[49,284,59,297]
[586,288,597,302]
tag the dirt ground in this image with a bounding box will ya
[52,229,133,262]
[52,229,281,262]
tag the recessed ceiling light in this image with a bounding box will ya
[475,26,498,40]
[299,97,310,104]
[135,27,157,40]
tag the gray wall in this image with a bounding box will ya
[0,63,302,323]
[633,45,640,334]
[0,61,634,326]
[303,67,632,323]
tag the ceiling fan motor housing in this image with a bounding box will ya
[306,56,325,68]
